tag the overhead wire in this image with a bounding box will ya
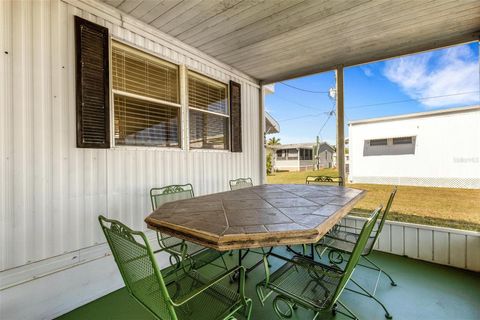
[279,81,329,94]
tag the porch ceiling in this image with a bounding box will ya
[102,0,480,83]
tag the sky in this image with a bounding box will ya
[265,42,479,145]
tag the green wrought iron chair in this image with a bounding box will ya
[99,215,252,320]
[229,178,253,190]
[315,187,398,319]
[150,184,229,272]
[305,175,343,186]
[256,206,382,320]
[228,177,271,271]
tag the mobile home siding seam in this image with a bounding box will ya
[0,0,261,274]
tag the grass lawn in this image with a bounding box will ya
[267,169,480,231]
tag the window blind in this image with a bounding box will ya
[188,73,227,114]
[112,41,181,147]
[112,42,179,104]
[114,95,180,147]
[188,71,229,150]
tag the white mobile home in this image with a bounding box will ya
[349,106,480,188]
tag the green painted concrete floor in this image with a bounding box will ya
[58,248,480,320]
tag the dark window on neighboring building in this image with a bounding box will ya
[369,139,388,146]
[300,149,312,160]
[287,148,298,160]
[393,137,413,145]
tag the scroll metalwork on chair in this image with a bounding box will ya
[99,215,252,320]
[150,184,228,272]
[316,187,398,319]
[256,206,382,320]
[229,178,253,190]
[305,175,343,186]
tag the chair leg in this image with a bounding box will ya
[349,278,392,319]
[244,298,253,320]
[336,300,360,320]
[362,256,397,286]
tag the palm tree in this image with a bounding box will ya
[268,136,281,146]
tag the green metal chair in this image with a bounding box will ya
[229,178,253,190]
[256,206,383,320]
[305,175,343,186]
[315,187,398,319]
[99,215,252,320]
[150,184,229,272]
[228,178,271,272]
[318,187,398,284]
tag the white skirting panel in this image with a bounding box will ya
[342,216,480,272]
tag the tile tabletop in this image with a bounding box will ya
[145,184,366,251]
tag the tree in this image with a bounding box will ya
[267,136,281,146]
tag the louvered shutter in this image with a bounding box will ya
[230,81,242,152]
[75,16,110,148]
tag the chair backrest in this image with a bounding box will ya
[229,177,253,190]
[98,215,176,320]
[364,187,397,255]
[330,206,382,306]
[150,184,194,211]
[305,175,343,186]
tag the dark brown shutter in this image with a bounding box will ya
[75,16,110,148]
[229,80,242,152]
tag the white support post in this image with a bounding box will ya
[336,66,346,185]
[259,85,266,184]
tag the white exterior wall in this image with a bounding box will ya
[0,0,261,318]
[349,108,480,188]
[274,159,299,171]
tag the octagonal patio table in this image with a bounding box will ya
[145,184,366,276]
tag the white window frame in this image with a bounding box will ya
[186,69,230,151]
[109,39,183,150]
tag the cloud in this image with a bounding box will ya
[361,66,373,77]
[383,45,479,108]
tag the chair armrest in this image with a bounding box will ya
[171,266,246,307]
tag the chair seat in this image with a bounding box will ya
[259,256,343,311]
[322,230,375,255]
[138,270,242,320]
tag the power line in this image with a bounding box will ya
[279,82,329,94]
[346,91,480,110]
[279,112,331,122]
[317,100,336,137]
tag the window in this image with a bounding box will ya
[287,149,298,160]
[393,137,413,145]
[112,41,181,147]
[300,149,313,160]
[188,71,229,149]
[370,139,388,146]
[364,136,416,156]
[276,150,286,160]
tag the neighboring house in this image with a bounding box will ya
[265,112,280,135]
[349,105,480,189]
[272,142,335,171]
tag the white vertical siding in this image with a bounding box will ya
[0,0,260,272]
[343,216,480,272]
